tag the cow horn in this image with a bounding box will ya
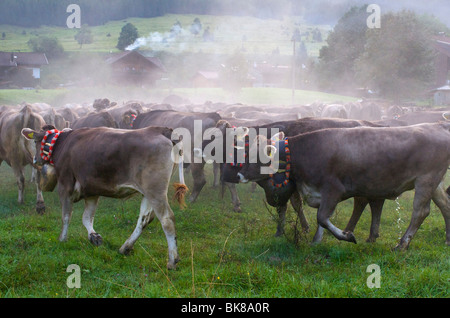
[265,145,277,158]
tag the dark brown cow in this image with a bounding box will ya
[238,123,450,250]
[204,117,386,240]
[71,111,118,129]
[0,105,46,213]
[22,125,187,269]
[106,103,144,129]
[56,107,80,127]
[133,110,222,202]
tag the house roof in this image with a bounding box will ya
[0,52,48,67]
[433,36,450,57]
[105,50,165,72]
[196,71,219,80]
[431,84,450,92]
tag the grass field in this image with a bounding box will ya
[0,14,330,56]
[0,87,357,107]
[0,162,448,298]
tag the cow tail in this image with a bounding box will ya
[171,133,188,209]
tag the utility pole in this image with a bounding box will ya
[292,38,296,105]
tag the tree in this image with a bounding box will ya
[74,24,93,49]
[190,17,202,35]
[355,10,436,100]
[316,5,369,92]
[117,22,139,50]
[220,50,248,94]
[27,36,64,58]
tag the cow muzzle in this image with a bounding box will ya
[237,172,249,183]
[193,147,203,158]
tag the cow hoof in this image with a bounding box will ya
[119,245,133,255]
[233,206,242,213]
[343,231,357,244]
[167,257,180,270]
[393,243,408,251]
[36,203,45,215]
[89,233,103,246]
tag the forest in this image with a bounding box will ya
[1,0,448,28]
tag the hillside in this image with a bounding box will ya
[0,14,330,56]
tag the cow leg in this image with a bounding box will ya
[156,200,179,270]
[12,165,25,205]
[120,196,179,270]
[189,163,206,202]
[289,191,309,232]
[344,197,368,236]
[212,162,220,188]
[30,167,37,183]
[82,196,102,246]
[35,169,45,214]
[312,225,325,243]
[366,199,385,242]
[275,204,287,237]
[431,182,450,246]
[120,197,155,255]
[225,182,241,212]
[317,189,357,243]
[59,196,73,242]
[396,178,435,250]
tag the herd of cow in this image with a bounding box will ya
[1,97,450,270]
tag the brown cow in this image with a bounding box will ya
[71,111,118,129]
[22,125,187,269]
[133,110,222,203]
[208,117,385,241]
[0,105,46,213]
[238,123,450,250]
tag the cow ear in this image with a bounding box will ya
[21,128,37,140]
[271,131,285,141]
[265,145,277,158]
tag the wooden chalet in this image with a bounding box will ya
[105,50,165,86]
[0,52,48,88]
[433,36,450,88]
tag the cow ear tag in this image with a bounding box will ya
[21,128,35,140]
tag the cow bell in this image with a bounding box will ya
[39,164,57,192]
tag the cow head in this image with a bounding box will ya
[237,134,278,183]
[195,120,250,164]
[122,110,138,128]
[21,124,67,166]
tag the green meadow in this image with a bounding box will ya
[0,163,448,298]
[0,86,357,107]
[0,14,330,55]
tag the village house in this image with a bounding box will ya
[191,71,219,88]
[433,36,450,88]
[105,50,166,86]
[0,51,48,88]
[431,83,450,106]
